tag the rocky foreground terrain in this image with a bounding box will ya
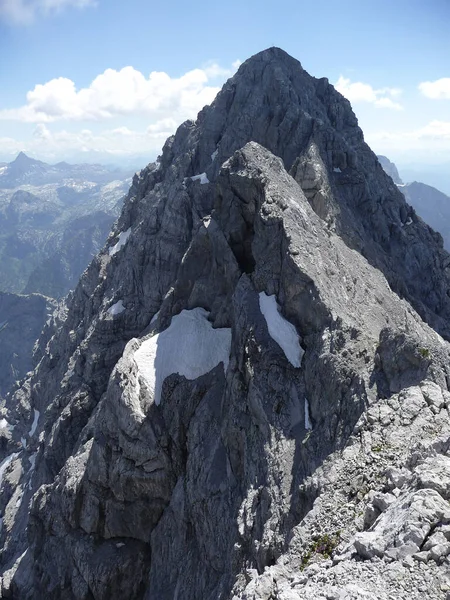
[1,47,450,599]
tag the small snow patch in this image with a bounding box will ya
[333,167,342,173]
[211,149,218,162]
[108,300,125,316]
[0,419,8,430]
[191,173,209,185]
[134,308,231,406]
[109,228,131,256]
[116,542,125,548]
[304,398,313,430]
[28,453,37,473]
[21,437,27,449]
[405,217,413,226]
[29,409,39,437]
[259,293,304,367]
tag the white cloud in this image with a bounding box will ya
[419,78,450,100]
[0,64,234,123]
[0,123,171,161]
[0,0,94,24]
[369,120,450,143]
[0,59,240,163]
[335,76,403,110]
[416,120,450,139]
[365,120,450,162]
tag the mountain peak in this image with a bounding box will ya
[10,151,43,167]
[239,46,304,70]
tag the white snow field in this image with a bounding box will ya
[258,292,304,367]
[134,308,231,405]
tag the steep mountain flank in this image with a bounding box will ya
[378,156,450,252]
[1,48,450,599]
[0,292,56,398]
[402,181,450,252]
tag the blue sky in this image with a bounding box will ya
[0,0,449,170]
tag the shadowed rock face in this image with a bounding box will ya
[377,155,450,252]
[0,292,56,398]
[1,48,450,599]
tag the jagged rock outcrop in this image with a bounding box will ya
[377,155,403,185]
[1,47,450,600]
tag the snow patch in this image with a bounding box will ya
[405,217,413,226]
[108,300,125,316]
[28,453,37,473]
[109,227,131,256]
[29,409,39,437]
[333,167,342,173]
[259,293,304,368]
[191,173,209,185]
[0,419,8,430]
[21,437,27,449]
[211,149,218,162]
[304,398,313,430]
[134,308,231,406]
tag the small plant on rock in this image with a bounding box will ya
[300,531,341,570]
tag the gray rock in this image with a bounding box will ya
[2,47,450,600]
[415,455,450,499]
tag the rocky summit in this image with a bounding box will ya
[1,47,450,599]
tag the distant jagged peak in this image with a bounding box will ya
[377,155,403,185]
[10,151,46,167]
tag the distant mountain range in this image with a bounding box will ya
[0,151,131,188]
[378,155,450,251]
[0,152,134,297]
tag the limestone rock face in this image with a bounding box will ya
[1,48,450,600]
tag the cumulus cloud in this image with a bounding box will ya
[0,0,94,24]
[334,76,403,110]
[419,78,450,100]
[0,65,230,123]
[0,59,241,162]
